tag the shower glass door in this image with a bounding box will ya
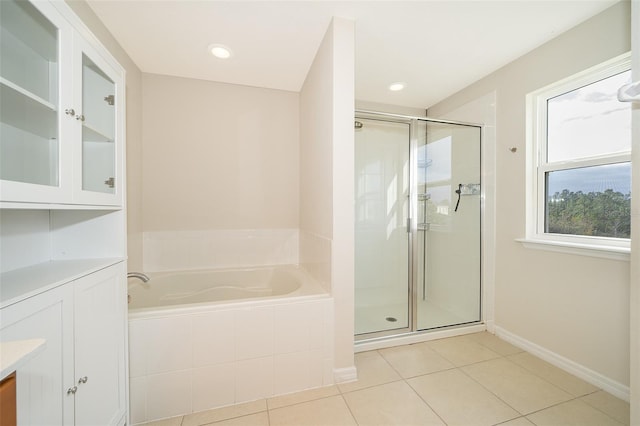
[354,111,482,339]
[354,118,410,335]
[415,121,481,330]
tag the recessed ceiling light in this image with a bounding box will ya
[389,82,405,91]
[209,44,232,59]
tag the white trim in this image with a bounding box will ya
[485,319,495,334]
[495,326,630,402]
[534,53,632,100]
[51,1,125,76]
[333,366,358,384]
[540,153,631,173]
[525,53,632,252]
[516,238,630,261]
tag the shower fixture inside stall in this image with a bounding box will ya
[354,111,482,339]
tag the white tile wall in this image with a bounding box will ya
[143,229,299,272]
[192,310,236,367]
[235,306,274,360]
[129,296,334,424]
[273,349,324,395]
[146,315,193,374]
[274,303,312,354]
[299,231,331,291]
[128,320,148,378]
[236,356,274,402]
[129,377,146,425]
[146,370,192,421]
[192,363,236,412]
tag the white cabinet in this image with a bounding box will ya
[0,0,125,207]
[0,0,128,423]
[0,262,127,426]
[72,264,127,426]
[0,283,73,425]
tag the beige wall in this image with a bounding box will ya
[141,74,300,232]
[299,33,334,240]
[429,2,631,389]
[65,0,144,270]
[300,17,356,377]
[330,17,356,376]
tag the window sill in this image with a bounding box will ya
[515,238,630,261]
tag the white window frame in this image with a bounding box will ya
[521,53,631,260]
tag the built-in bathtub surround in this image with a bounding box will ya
[299,230,332,292]
[128,285,334,424]
[142,229,299,272]
[130,17,356,424]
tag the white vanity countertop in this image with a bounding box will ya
[1,339,46,380]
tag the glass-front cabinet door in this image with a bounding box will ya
[72,38,123,206]
[0,0,72,203]
[1,0,123,207]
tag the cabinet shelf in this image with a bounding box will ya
[0,77,56,111]
[0,258,124,309]
[0,77,57,140]
[83,122,113,143]
[0,201,121,210]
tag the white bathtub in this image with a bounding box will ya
[127,265,334,424]
[128,265,320,312]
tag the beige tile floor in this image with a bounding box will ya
[141,332,629,426]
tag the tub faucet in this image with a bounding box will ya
[127,272,150,282]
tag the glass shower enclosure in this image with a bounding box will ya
[355,112,481,338]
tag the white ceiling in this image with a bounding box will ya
[87,0,619,109]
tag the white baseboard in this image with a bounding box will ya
[333,366,357,383]
[495,326,630,402]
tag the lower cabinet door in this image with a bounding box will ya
[73,262,127,426]
[0,285,75,426]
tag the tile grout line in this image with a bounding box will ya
[468,336,622,420]
[375,335,517,425]
[503,352,601,398]
[578,392,630,426]
[338,377,406,395]
[422,349,522,425]
[455,350,538,419]
[401,373,450,426]
[455,352,622,424]
[338,392,362,425]
[517,393,629,425]
[346,344,455,425]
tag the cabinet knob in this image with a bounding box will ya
[78,376,88,384]
[65,108,75,116]
[67,386,78,395]
[75,114,85,122]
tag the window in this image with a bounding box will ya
[525,54,632,257]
